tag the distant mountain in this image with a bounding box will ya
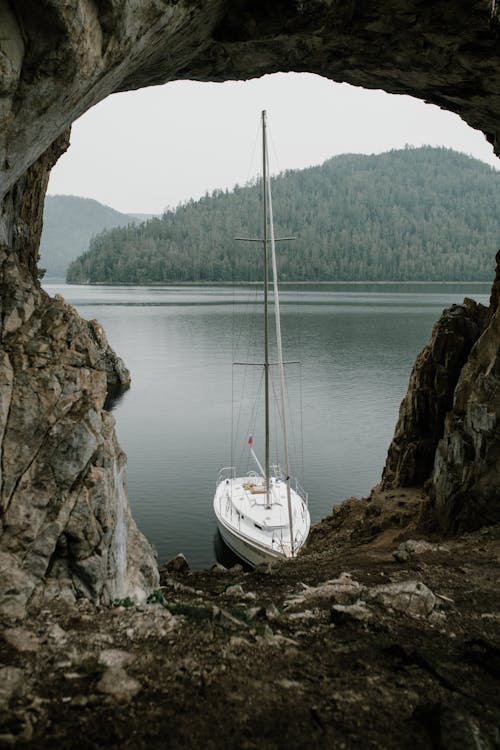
[40,195,143,278]
[66,147,500,283]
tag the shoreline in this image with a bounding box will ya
[58,279,493,287]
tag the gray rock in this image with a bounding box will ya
[224,584,256,601]
[382,301,487,489]
[210,563,228,574]
[3,627,40,653]
[96,667,141,701]
[367,581,437,618]
[120,606,177,639]
[284,574,363,610]
[393,539,449,562]
[0,250,158,613]
[46,623,68,645]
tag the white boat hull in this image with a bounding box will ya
[213,473,310,568]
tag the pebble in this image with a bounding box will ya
[210,563,228,574]
[46,623,67,644]
[97,667,141,701]
[224,584,256,601]
[3,627,40,653]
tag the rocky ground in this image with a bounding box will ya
[0,489,499,750]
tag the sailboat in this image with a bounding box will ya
[213,110,311,567]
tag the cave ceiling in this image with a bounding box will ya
[1,0,500,203]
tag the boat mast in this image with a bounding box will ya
[265,122,295,555]
[262,110,271,509]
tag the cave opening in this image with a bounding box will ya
[40,73,499,566]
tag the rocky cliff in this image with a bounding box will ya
[383,257,500,533]
[1,0,500,616]
[0,242,158,617]
[430,251,500,532]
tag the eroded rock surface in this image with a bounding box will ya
[383,299,488,488]
[0,246,156,618]
[430,251,500,532]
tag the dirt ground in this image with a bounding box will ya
[0,488,499,749]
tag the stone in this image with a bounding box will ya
[70,695,89,707]
[277,679,303,691]
[367,581,437,618]
[224,584,256,601]
[0,734,16,747]
[210,563,228,574]
[46,623,68,645]
[96,667,141,701]
[0,667,24,709]
[164,553,190,574]
[119,606,177,639]
[284,574,363,610]
[393,539,449,561]
[2,627,40,653]
[254,562,273,575]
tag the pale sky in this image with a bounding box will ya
[47,72,500,215]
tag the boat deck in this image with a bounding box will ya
[214,474,310,565]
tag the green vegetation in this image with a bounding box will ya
[41,195,151,278]
[66,147,500,283]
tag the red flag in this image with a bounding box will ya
[248,435,253,445]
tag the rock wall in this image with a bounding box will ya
[0,136,157,618]
[383,258,500,533]
[0,246,157,617]
[382,299,488,488]
[429,251,500,532]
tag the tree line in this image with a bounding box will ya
[66,147,500,283]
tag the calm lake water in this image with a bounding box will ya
[43,281,491,568]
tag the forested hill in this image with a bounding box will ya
[66,147,500,283]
